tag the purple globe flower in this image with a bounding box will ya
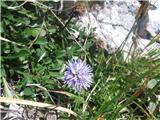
[64,58,93,91]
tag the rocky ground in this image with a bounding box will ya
[76,0,160,58]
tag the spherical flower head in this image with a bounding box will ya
[64,58,93,91]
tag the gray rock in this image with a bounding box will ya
[76,0,160,58]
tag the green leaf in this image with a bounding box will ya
[18,8,38,20]
[52,91,83,101]
[56,50,66,59]
[2,77,13,98]
[2,50,30,59]
[35,38,48,45]
[16,49,30,57]
[22,27,41,37]
[0,21,4,33]
[26,84,55,103]
[23,73,33,84]
[0,65,6,78]
[5,14,16,22]
[23,88,34,96]
[44,78,54,84]
[16,17,30,26]
[48,28,56,33]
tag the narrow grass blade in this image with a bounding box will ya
[0,97,77,117]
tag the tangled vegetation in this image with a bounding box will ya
[1,1,160,120]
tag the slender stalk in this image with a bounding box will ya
[0,37,25,46]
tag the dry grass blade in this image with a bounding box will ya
[82,79,101,113]
[0,97,77,117]
[0,37,25,46]
[50,90,75,97]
